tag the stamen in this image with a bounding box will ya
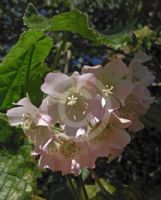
[102,84,114,96]
[22,118,33,130]
[120,107,135,119]
[21,114,35,130]
[60,141,78,158]
[67,95,78,106]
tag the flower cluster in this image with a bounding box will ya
[7,52,154,175]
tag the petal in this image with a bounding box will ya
[40,96,60,124]
[71,160,81,175]
[41,72,74,95]
[108,128,131,149]
[87,96,110,121]
[6,97,38,126]
[82,65,103,80]
[72,72,98,96]
[110,112,131,128]
[14,97,38,115]
[64,126,85,138]
[6,107,29,126]
[128,118,144,133]
[36,112,53,127]
[103,57,128,81]
[75,141,96,168]
[25,126,52,148]
[38,153,55,170]
[114,80,134,104]
[109,148,123,160]
[133,51,151,63]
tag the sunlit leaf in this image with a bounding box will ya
[23,3,50,31]
[0,31,53,110]
[85,184,99,199]
[24,4,132,49]
[0,150,37,200]
[100,179,116,194]
[134,26,154,39]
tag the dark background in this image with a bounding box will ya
[0,0,161,199]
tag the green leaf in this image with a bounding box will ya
[0,112,8,122]
[0,31,53,110]
[23,3,50,31]
[24,4,132,49]
[0,150,37,200]
[100,179,116,194]
[28,63,50,105]
[134,26,154,40]
[85,184,99,199]
[0,118,25,153]
[81,168,90,181]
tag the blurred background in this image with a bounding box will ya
[0,0,161,199]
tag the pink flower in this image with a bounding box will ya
[82,55,134,105]
[40,72,110,138]
[128,51,155,85]
[122,52,155,132]
[6,97,52,129]
[6,52,154,175]
[33,111,131,175]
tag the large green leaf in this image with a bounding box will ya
[24,3,132,49]
[0,31,53,110]
[0,149,37,200]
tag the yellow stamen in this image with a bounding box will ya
[67,95,78,106]
[102,84,114,96]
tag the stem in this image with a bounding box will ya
[24,45,35,94]
[78,175,89,200]
[53,32,69,70]
[66,175,80,200]
[89,169,107,195]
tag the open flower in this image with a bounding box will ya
[121,52,155,132]
[128,51,155,85]
[82,55,134,106]
[6,52,154,175]
[33,110,131,175]
[40,71,110,138]
[6,97,52,129]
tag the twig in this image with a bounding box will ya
[66,175,81,200]
[89,169,107,195]
[78,175,89,200]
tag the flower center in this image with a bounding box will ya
[120,107,135,120]
[22,114,36,130]
[102,84,114,96]
[60,141,78,158]
[67,95,78,106]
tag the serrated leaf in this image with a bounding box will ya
[24,4,132,49]
[23,3,50,31]
[0,31,53,110]
[0,151,37,200]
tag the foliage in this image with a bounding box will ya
[0,31,52,110]
[0,145,38,200]
[24,3,132,49]
[0,1,161,200]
